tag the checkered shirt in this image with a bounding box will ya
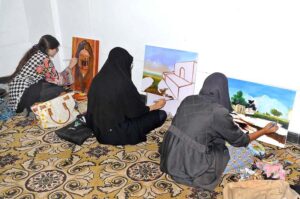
[8,51,47,111]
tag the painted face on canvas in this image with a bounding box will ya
[78,48,91,77]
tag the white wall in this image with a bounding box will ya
[0,0,30,76]
[23,0,56,43]
[89,0,300,91]
[54,0,95,69]
[24,0,62,68]
[88,0,300,133]
[1,0,300,133]
[0,0,61,75]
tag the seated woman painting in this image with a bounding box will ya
[86,47,167,145]
[159,72,278,191]
[1,35,77,114]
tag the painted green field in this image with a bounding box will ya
[249,112,289,129]
[143,72,163,95]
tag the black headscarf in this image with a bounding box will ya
[199,72,232,111]
[86,47,149,135]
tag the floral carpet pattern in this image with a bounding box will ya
[0,114,299,199]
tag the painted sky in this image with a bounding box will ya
[228,78,296,119]
[144,45,198,71]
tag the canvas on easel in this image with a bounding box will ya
[228,78,296,148]
[71,37,99,96]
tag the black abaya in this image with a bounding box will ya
[86,47,166,145]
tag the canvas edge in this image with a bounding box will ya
[287,131,300,145]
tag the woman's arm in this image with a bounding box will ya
[46,58,77,86]
[212,107,279,146]
[248,122,278,142]
[67,58,78,69]
[58,58,78,85]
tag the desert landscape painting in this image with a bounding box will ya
[142,45,198,115]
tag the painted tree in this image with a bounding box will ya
[270,108,282,117]
[231,91,247,106]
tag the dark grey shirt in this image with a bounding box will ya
[160,95,249,191]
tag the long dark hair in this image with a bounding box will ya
[0,35,60,83]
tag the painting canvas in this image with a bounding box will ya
[142,45,198,115]
[228,78,296,148]
[71,37,99,94]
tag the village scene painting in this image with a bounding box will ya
[142,45,198,116]
[228,78,296,147]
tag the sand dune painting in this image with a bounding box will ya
[142,45,198,116]
[228,78,296,147]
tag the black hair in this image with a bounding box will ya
[0,35,60,83]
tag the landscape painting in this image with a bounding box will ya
[228,78,296,148]
[142,45,198,115]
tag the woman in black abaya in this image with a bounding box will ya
[86,47,167,145]
[159,72,279,191]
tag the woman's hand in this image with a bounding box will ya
[155,99,166,109]
[149,99,166,111]
[262,122,279,134]
[248,122,279,142]
[68,58,78,69]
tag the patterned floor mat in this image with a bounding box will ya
[0,114,299,199]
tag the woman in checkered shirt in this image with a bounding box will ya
[1,35,77,114]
